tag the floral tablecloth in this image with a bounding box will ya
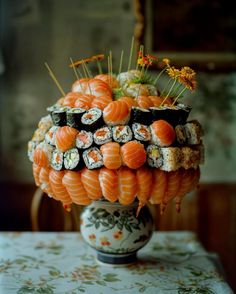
[0,231,233,294]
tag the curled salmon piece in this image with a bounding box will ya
[99,168,119,202]
[55,126,78,152]
[81,168,102,200]
[118,167,137,205]
[100,142,122,170]
[62,171,91,205]
[121,141,146,169]
[103,100,130,126]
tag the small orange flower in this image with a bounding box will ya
[89,234,96,240]
[100,236,111,246]
[113,231,123,240]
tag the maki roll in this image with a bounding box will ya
[132,123,151,142]
[81,108,103,131]
[66,108,86,129]
[51,107,69,126]
[46,104,60,114]
[176,103,192,124]
[76,130,93,149]
[83,147,103,169]
[185,120,203,145]
[146,145,163,168]
[38,115,53,131]
[45,126,59,146]
[94,126,112,145]
[64,148,82,170]
[160,147,182,171]
[175,125,187,145]
[112,125,132,143]
[27,141,38,162]
[51,149,64,170]
[129,107,152,125]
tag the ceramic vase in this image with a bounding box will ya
[80,200,153,264]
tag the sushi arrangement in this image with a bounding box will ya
[28,46,204,214]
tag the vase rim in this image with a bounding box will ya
[92,199,139,208]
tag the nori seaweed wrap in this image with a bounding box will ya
[129,107,153,125]
[67,108,86,129]
[81,108,104,131]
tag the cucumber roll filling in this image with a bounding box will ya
[94,126,112,145]
[67,108,85,129]
[112,125,132,143]
[146,145,163,168]
[64,148,81,170]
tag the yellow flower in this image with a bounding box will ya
[163,58,170,67]
[178,66,197,91]
[166,66,181,79]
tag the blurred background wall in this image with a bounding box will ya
[0,0,236,290]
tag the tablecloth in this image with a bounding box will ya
[0,231,233,294]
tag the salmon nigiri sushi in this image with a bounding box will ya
[91,95,113,110]
[62,92,81,108]
[33,163,41,187]
[49,170,72,210]
[149,169,167,205]
[62,171,91,205]
[121,141,146,169]
[99,168,119,202]
[135,95,154,109]
[81,168,102,200]
[55,126,78,152]
[103,100,130,126]
[136,166,153,216]
[39,167,54,198]
[150,120,176,147]
[119,96,138,110]
[95,74,119,89]
[74,93,95,110]
[100,142,122,170]
[118,167,137,205]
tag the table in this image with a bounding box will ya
[0,231,233,294]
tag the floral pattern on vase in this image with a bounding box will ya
[80,200,153,264]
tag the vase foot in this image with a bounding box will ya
[97,251,137,265]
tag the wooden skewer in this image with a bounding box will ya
[81,60,88,78]
[70,57,83,92]
[44,62,65,97]
[128,36,134,71]
[118,50,124,75]
[83,61,92,78]
[81,60,92,95]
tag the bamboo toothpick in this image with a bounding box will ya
[96,58,103,74]
[70,57,83,92]
[44,62,65,96]
[127,36,134,71]
[118,50,124,75]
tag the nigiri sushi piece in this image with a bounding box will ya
[39,167,55,198]
[62,171,91,205]
[91,95,113,110]
[33,163,41,187]
[161,170,182,213]
[99,168,119,202]
[81,168,102,200]
[103,100,130,126]
[149,96,172,107]
[135,95,154,109]
[62,92,81,108]
[119,96,138,110]
[100,142,122,170]
[118,167,137,205]
[74,93,95,110]
[136,166,153,216]
[71,78,90,93]
[121,141,146,169]
[149,169,167,205]
[49,170,72,210]
[55,126,78,152]
[150,120,176,147]
[87,79,112,97]
[95,74,119,89]
[175,168,200,212]
[33,147,49,167]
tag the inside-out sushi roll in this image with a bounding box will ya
[51,107,69,126]
[81,108,103,131]
[184,120,203,145]
[38,115,53,131]
[129,107,153,125]
[132,123,151,142]
[64,148,82,170]
[45,126,59,146]
[175,125,187,145]
[112,125,132,143]
[93,126,112,145]
[82,147,103,169]
[27,141,38,162]
[146,145,163,168]
[76,130,93,149]
[66,108,86,129]
[51,149,64,170]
